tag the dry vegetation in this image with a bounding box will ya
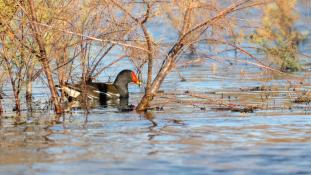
[0,0,304,115]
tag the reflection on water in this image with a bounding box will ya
[63,96,135,113]
[1,109,311,174]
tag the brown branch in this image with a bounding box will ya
[27,0,62,114]
[140,1,154,98]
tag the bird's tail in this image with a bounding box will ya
[55,84,81,98]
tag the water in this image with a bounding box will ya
[1,109,311,175]
[1,59,311,174]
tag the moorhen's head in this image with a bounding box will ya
[113,70,142,87]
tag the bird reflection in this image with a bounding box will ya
[141,111,158,141]
[143,112,158,128]
[64,97,135,112]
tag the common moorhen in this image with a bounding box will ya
[57,70,141,102]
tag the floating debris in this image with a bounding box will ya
[294,96,311,103]
[212,105,258,113]
[240,86,272,92]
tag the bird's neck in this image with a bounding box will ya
[114,81,129,98]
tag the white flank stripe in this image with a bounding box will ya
[63,87,81,98]
[106,92,120,97]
